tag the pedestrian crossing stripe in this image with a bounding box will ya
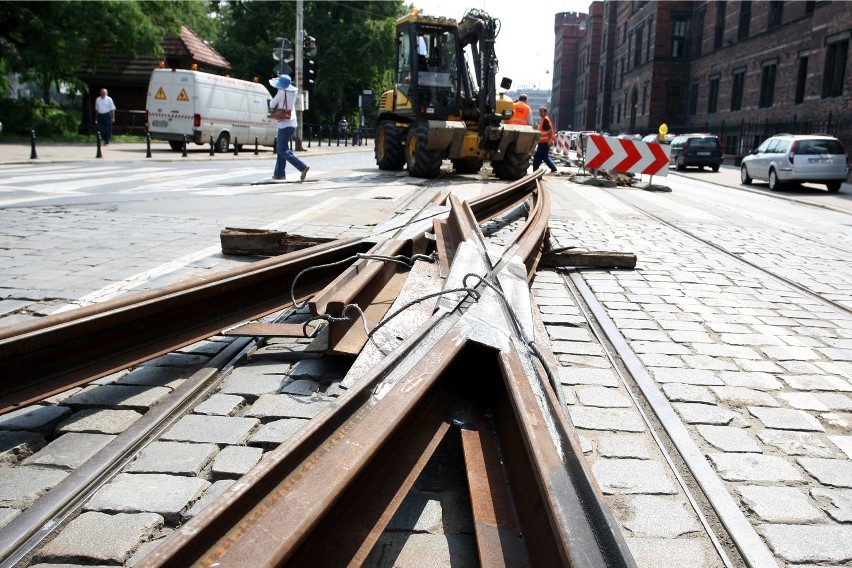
[155,87,167,100]
[176,88,190,102]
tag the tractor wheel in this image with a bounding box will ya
[405,122,443,178]
[492,143,530,180]
[452,157,484,174]
[375,120,405,170]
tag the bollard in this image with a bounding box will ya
[182,135,188,157]
[209,136,215,156]
[307,127,312,148]
[146,132,152,158]
[233,137,239,156]
[254,137,259,155]
[30,130,38,159]
[96,132,103,158]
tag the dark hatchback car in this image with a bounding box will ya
[669,134,723,172]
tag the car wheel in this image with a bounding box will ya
[215,133,230,153]
[740,165,752,184]
[711,164,720,172]
[826,180,842,193]
[676,157,686,171]
[768,168,782,191]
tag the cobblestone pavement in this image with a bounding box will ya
[0,150,851,567]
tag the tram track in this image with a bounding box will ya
[0,170,641,567]
[4,169,849,567]
[600,187,852,316]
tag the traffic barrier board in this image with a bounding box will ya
[584,134,670,176]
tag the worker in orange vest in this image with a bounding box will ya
[533,106,558,173]
[508,94,533,126]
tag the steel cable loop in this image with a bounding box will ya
[366,286,482,338]
[461,273,560,387]
[289,251,439,310]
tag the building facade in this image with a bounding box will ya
[552,0,852,154]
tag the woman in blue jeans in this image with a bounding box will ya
[269,74,309,181]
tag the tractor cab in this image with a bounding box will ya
[393,15,462,117]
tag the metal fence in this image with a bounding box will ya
[301,123,374,149]
[656,113,852,162]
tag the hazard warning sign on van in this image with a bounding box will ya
[176,88,190,102]
[154,87,167,100]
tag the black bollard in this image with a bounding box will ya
[254,137,259,155]
[307,127,312,148]
[96,132,103,158]
[146,132,152,158]
[182,135,188,157]
[209,136,215,156]
[233,137,239,156]
[30,130,38,159]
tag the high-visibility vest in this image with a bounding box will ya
[538,115,555,144]
[508,101,531,125]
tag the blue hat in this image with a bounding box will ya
[269,74,296,91]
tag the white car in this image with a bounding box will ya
[740,134,849,192]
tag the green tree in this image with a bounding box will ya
[0,0,216,103]
[216,0,403,125]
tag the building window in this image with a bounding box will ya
[714,1,726,49]
[795,56,808,104]
[642,84,648,114]
[628,31,633,69]
[768,1,783,30]
[694,9,705,57]
[646,17,653,61]
[805,1,815,15]
[708,75,720,113]
[666,86,681,116]
[822,37,849,98]
[738,1,751,40]
[672,16,688,58]
[635,26,644,66]
[731,68,745,111]
[689,81,699,115]
[759,61,777,108]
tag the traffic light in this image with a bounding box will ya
[303,33,317,92]
[304,56,317,92]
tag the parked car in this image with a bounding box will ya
[669,134,723,171]
[642,133,674,144]
[740,133,849,192]
[616,133,643,141]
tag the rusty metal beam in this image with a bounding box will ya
[0,237,372,415]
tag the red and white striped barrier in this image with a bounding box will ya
[554,132,570,157]
[584,134,670,177]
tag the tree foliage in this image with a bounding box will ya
[216,1,404,124]
[0,0,214,102]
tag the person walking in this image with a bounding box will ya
[94,88,116,145]
[533,106,558,173]
[269,74,309,182]
[507,94,533,126]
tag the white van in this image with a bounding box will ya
[146,68,277,152]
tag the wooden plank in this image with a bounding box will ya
[220,227,334,256]
[541,247,637,269]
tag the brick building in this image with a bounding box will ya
[551,0,852,154]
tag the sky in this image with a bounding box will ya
[409,0,590,89]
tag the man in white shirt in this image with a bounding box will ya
[94,88,116,145]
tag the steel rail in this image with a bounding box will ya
[0,171,547,415]
[0,237,373,415]
[139,176,636,567]
[0,337,254,567]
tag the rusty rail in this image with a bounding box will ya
[139,171,637,567]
